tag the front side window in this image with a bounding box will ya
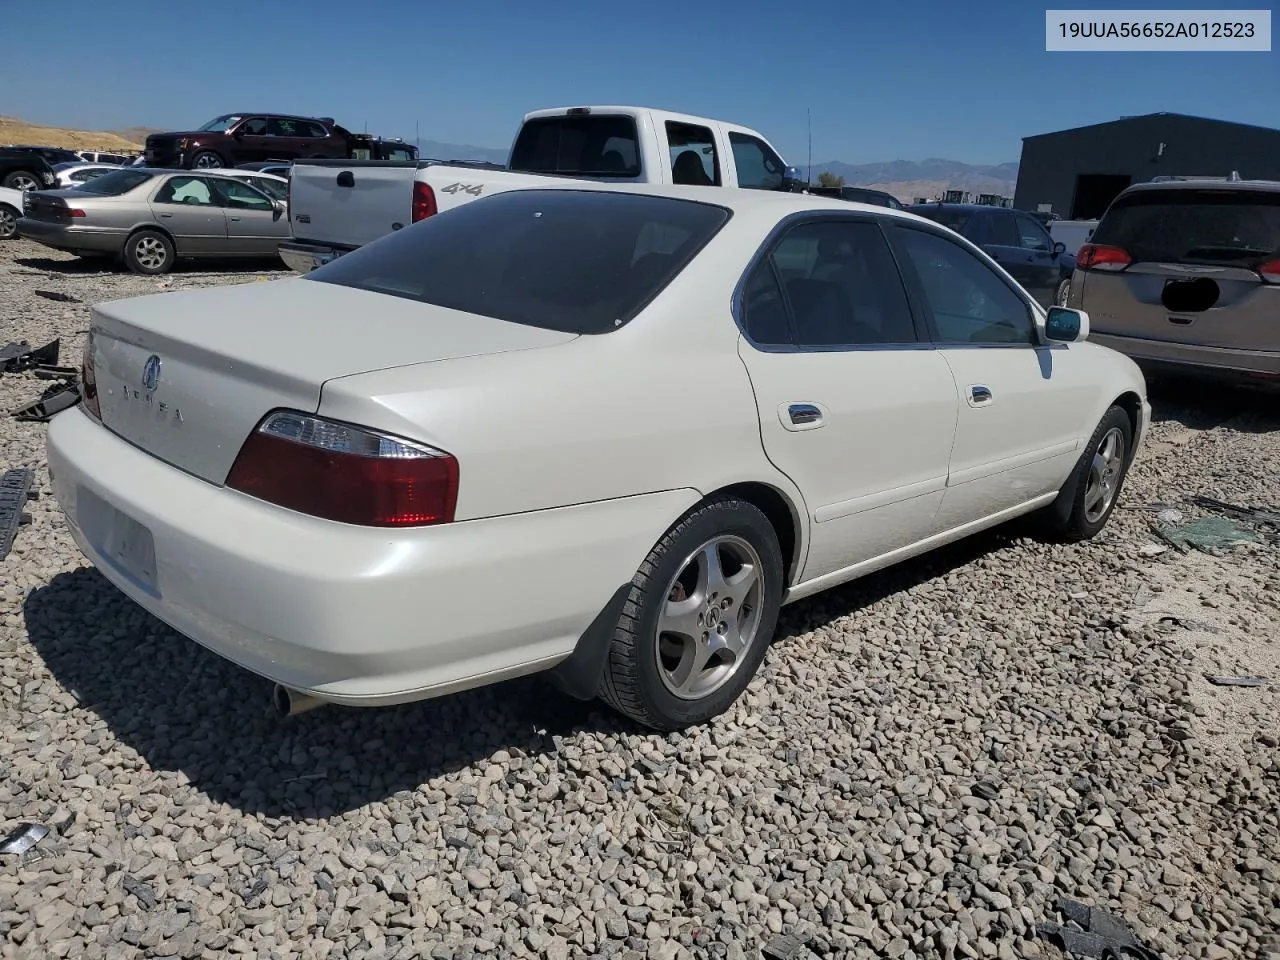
[667,122,720,187]
[1014,212,1053,251]
[306,189,731,334]
[239,117,269,136]
[729,132,785,191]
[895,226,1035,345]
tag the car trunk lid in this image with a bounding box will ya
[22,190,81,222]
[88,277,578,485]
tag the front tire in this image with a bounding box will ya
[1044,405,1134,542]
[124,229,175,275]
[190,150,224,170]
[0,204,18,239]
[1055,278,1071,306]
[599,496,784,731]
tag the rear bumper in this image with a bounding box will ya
[278,239,355,274]
[17,218,124,253]
[46,405,693,707]
[1090,331,1280,386]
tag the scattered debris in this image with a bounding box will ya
[762,934,810,960]
[1155,508,1185,525]
[1153,516,1261,554]
[0,338,61,374]
[1138,543,1168,557]
[0,468,36,562]
[971,780,1002,800]
[1185,494,1280,530]
[1204,674,1269,688]
[12,378,82,422]
[0,822,49,856]
[33,289,83,304]
[1156,615,1218,634]
[1036,897,1163,960]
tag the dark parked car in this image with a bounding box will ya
[3,145,85,167]
[807,185,904,210]
[144,113,353,170]
[0,149,58,192]
[907,202,1075,308]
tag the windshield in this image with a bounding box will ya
[196,114,241,133]
[305,189,732,334]
[72,169,156,196]
[1091,189,1280,266]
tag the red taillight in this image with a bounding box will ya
[1077,243,1131,271]
[80,331,101,421]
[1259,258,1280,284]
[411,182,437,222]
[68,208,86,218]
[225,411,459,527]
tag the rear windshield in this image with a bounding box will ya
[910,206,971,232]
[510,116,642,178]
[304,189,731,333]
[1092,188,1280,266]
[72,169,156,196]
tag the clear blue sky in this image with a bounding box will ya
[4,0,1276,165]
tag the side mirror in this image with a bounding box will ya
[272,200,284,220]
[780,165,806,193]
[1052,241,1067,257]
[1045,306,1089,343]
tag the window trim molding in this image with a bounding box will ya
[731,210,933,354]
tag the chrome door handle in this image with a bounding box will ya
[969,385,993,405]
[788,403,823,426]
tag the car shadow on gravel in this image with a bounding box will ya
[1146,372,1280,434]
[14,255,289,276]
[23,528,1022,819]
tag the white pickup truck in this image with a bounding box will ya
[278,105,799,272]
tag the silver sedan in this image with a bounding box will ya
[17,168,289,274]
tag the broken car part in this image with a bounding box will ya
[1204,674,1269,687]
[0,338,60,374]
[1036,897,1163,960]
[33,290,82,303]
[0,468,36,562]
[12,380,81,423]
[0,822,49,856]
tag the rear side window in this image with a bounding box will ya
[510,116,642,178]
[72,169,155,196]
[1091,189,1280,266]
[305,189,731,334]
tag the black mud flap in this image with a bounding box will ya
[0,339,61,374]
[544,583,632,701]
[0,468,37,563]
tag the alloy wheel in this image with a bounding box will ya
[655,534,766,700]
[1084,426,1125,523]
[134,236,168,271]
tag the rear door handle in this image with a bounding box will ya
[969,385,993,406]
[785,403,825,430]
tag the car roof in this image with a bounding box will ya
[1117,177,1280,197]
[906,202,1008,212]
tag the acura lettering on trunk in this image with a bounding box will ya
[47,184,1150,730]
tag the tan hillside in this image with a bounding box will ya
[0,116,142,152]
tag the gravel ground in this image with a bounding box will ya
[1,238,1278,960]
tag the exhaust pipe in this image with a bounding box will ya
[272,684,326,718]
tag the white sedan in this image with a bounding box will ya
[46,184,1149,730]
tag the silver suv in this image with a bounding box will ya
[1067,177,1280,388]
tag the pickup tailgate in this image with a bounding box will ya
[424,165,576,215]
[288,160,419,247]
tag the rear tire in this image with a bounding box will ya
[2,170,40,191]
[190,150,224,170]
[124,229,175,275]
[598,496,784,731]
[1042,405,1133,542]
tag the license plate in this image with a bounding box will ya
[102,507,158,592]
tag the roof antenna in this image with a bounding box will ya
[807,106,813,187]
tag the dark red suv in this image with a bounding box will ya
[144,113,353,170]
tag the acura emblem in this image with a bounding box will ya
[141,355,162,391]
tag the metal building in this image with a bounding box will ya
[1013,113,1280,220]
